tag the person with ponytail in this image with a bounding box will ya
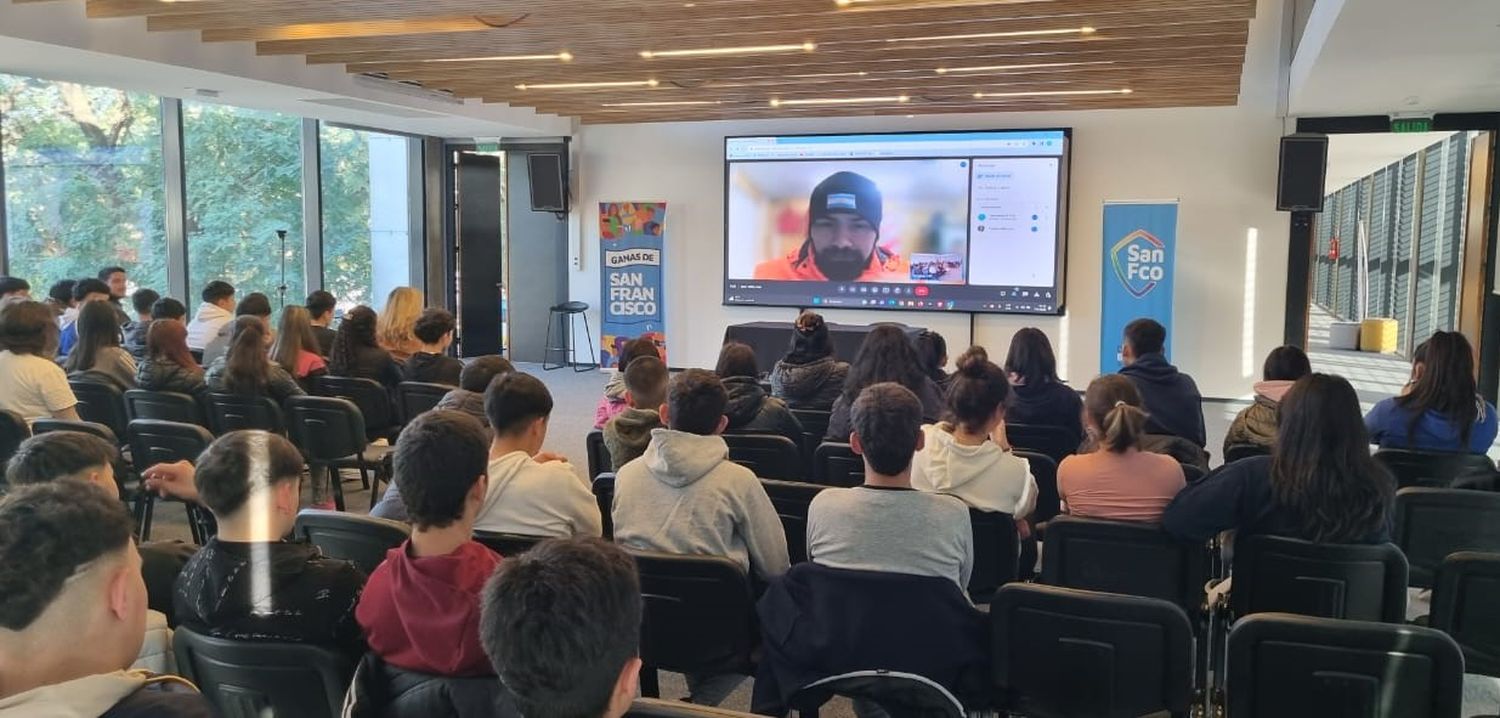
[1164,374,1394,544]
[205,316,305,404]
[769,311,849,410]
[912,347,1037,519]
[1364,331,1497,454]
[1056,375,1185,522]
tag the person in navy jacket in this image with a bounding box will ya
[1117,319,1206,448]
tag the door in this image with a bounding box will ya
[454,152,504,357]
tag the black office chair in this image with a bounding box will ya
[1392,487,1500,588]
[472,530,548,556]
[723,433,804,481]
[396,381,451,423]
[587,429,613,479]
[788,409,831,461]
[173,626,354,718]
[1040,515,1210,617]
[68,379,131,444]
[593,473,616,540]
[1226,613,1464,718]
[1429,551,1500,678]
[205,393,285,436]
[760,479,826,565]
[1015,450,1060,524]
[1230,534,1409,623]
[1375,447,1497,489]
[287,396,391,511]
[292,509,409,576]
[316,376,400,441]
[812,442,863,487]
[630,550,756,698]
[968,509,1018,604]
[0,410,29,480]
[124,389,209,427]
[32,418,117,445]
[626,699,760,717]
[1005,423,1080,467]
[128,419,217,543]
[991,583,1194,718]
[1223,443,1270,464]
[789,671,966,718]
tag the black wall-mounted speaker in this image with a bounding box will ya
[528,152,568,213]
[1277,134,1328,212]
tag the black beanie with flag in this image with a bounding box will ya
[808,171,883,231]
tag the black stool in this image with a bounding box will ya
[544,301,597,372]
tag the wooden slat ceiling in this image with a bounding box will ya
[37,0,1258,124]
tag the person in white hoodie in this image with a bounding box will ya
[474,371,603,537]
[184,280,235,352]
[912,347,1037,524]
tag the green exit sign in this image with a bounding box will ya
[1391,117,1433,133]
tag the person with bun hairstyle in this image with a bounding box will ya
[1056,375,1185,523]
[912,347,1036,520]
[1003,328,1084,442]
[769,311,849,411]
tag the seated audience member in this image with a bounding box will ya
[329,305,404,389]
[436,355,514,426]
[64,300,137,391]
[358,411,501,677]
[377,286,424,363]
[0,300,80,421]
[1165,374,1394,544]
[1224,345,1312,457]
[122,288,161,360]
[305,290,339,356]
[201,292,271,366]
[1057,375,1186,523]
[269,305,328,387]
[475,372,602,537]
[769,310,848,410]
[715,341,803,446]
[826,325,944,441]
[136,320,206,396]
[44,279,76,318]
[0,483,212,717]
[915,329,951,389]
[912,348,1036,521]
[58,278,112,357]
[808,383,973,593]
[174,430,365,660]
[1117,318,1207,447]
[185,280,234,352]
[1365,331,1498,454]
[151,296,188,325]
[602,355,668,471]
[0,276,29,300]
[98,266,131,326]
[480,538,642,718]
[204,316,305,403]
[595,336,662,429]
[403,308,463,386]
[1003,327,1084,441]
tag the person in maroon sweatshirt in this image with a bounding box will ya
[356,410,501,677]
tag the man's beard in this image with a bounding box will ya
[813,244,873,281]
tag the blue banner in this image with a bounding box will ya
[1100,202,1178,373]
[599,202,667,369]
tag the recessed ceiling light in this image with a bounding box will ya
[640,42,815,59]
[972,88,1131,98]
[417,52,574,63]
[936,60,1114,74]
[601,100,724,107]
[771,95,909,107]
[516,79,659,90]
[890,26,1095,43]
[785,70,870,79]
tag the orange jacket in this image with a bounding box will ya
[753,244,909,282]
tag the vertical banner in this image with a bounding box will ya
[1100,201,1178,373]
[599,202,667,369]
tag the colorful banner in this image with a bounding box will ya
[599,202,667,369]
[1100,201,1178,373]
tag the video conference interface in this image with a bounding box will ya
[723,129,1069,314]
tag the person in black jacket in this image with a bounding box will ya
[403,308,463,386]
[769,311,848,411]
[1002,327,1083,442]
[825,325,944,441]
[1117,318,1206,447]
[122,288,160,361]
[715,341,803,447]
[329,305,404,389]
[306,290,339,357]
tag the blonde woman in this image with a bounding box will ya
[376,286,423,363]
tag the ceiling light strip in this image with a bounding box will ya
[972,88,1131,98]
[936,60,1114,74]
[640,43,815,59]
[419,52,573,63]
[516,79,659,91]
[600,100,725,107]
[771,95,909,107]
[889,26,1094,43]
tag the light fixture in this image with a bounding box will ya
[418,51,573,63]
[936,60,1113,74]
[601,99,724,107]
[971,88,1131,98]
[785,70,870,79]
[771,94,909,107]
[889,26,1094,43]
[516,79,659,90]
[640,42,815,59]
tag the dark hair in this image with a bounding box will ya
[485,372,554,436]
[47,279,76,306]
[914,330,948,383]
[305,290,336,320]
[841,325,930,403]
[201,280,235,305]
[0,481,135,631]
[667,369,727,435]
[1084,375,1148,453]
[623,355,669,409]
[616,336,661,372]
[329,305,380,376]
[851,382,924,476]
[235,292,272,318]
[1123,318,1166,356]
[945,347,1009,434]
[63,301,122,374]
[783,311,834,365]
[0,300,60,356]
[223,316,272,394]
[1004,327,1061,386]
[72,278,111,303]
[0,277,29,296]
[1397,332,1480,446]
[97,266,126,282]
[395,411,490,530]
[1272,374,1394,543]
[5,432,117,488]
[1262,345,1312,382]
[194,430,305,518]
[150,297,187,322]
[461,356,515,393]
[481,537,641,718]
[130,288,160,316]
[714,341,759,380]
[147,318,198,370]
[413,308,456,345]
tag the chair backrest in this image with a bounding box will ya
[812,442,864,487]
[626,699,761,717]
[1180,463,1205,484]
[1224,443,1271,464]
[395,381,451,423]
[173,625,353,718]
[1429,551,1500,678]
[31,418,117,446]
[630,550,755,676]
[1014,449,1060,523]
[789,671,965,717]
[1005,423,1079,466]
[287,396,368,462]
[124,389,209,427]
[586,429,612,479]
[1374,448,1497,489]
[991,583,1194,718]
[759,479,827,564]
[127,419,214,468]
[292,509,409,575]
[68,379,130,439]
[1040,515,1209,616]
[722,433,804,481]
[789,409,831,458]
[1230,534,1409,623]
[1392,487,1500,588]
[0,410,30,475]
[205,393,285,435]
[472,530,547,557]
[593,473,616,540]
[968,509,1018,603]
[316,375,397,437]
[1227,613,1464,718]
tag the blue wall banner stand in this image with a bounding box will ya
[599,202,667,369]
[1100,201,1179,373]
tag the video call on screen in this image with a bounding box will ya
[723,129,1069,315]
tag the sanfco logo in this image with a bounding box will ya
[1110,229,1167,298]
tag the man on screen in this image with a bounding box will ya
[754,171,909,282]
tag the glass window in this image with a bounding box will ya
[1,74,167,295]
[182,101,304,306]
[319,124,413,313]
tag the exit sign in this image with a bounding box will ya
[1391,117,1434,133]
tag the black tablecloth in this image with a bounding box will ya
[724,321,925,372]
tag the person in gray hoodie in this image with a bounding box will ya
[435,355,514,427]
[603,355,668,471]
[716,341,803,447]
[769,311,848,411]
